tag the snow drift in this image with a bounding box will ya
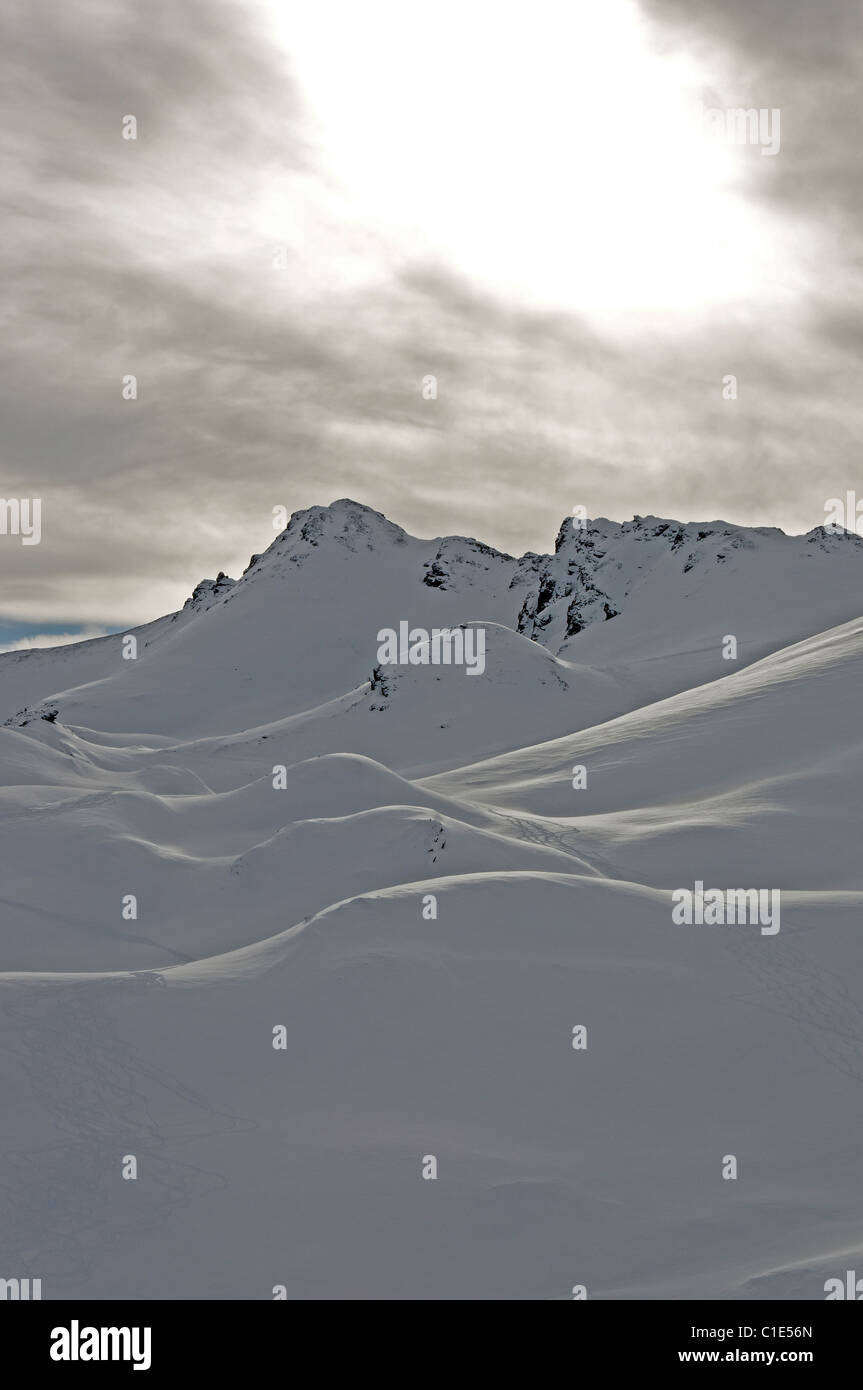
[1,499,861,1300]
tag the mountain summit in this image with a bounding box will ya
[2,499,861,741]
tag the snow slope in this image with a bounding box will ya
[0,499,861,1300]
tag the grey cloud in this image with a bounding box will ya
[641,0,863,227]
[1,0,862,629]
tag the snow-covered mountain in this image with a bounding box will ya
[1,499,862,1300]
[3,498,862,746]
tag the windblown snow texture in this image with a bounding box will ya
[1,500,862,1299]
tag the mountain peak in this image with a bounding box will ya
[284,498,409,544]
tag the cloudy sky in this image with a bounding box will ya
[2,0,861,643]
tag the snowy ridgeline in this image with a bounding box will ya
[1,499,862,1300]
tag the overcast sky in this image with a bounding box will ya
[2,0,861,641]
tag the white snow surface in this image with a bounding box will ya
[1,499,862,1300]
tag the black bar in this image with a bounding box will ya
[3,1300,858,1374]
